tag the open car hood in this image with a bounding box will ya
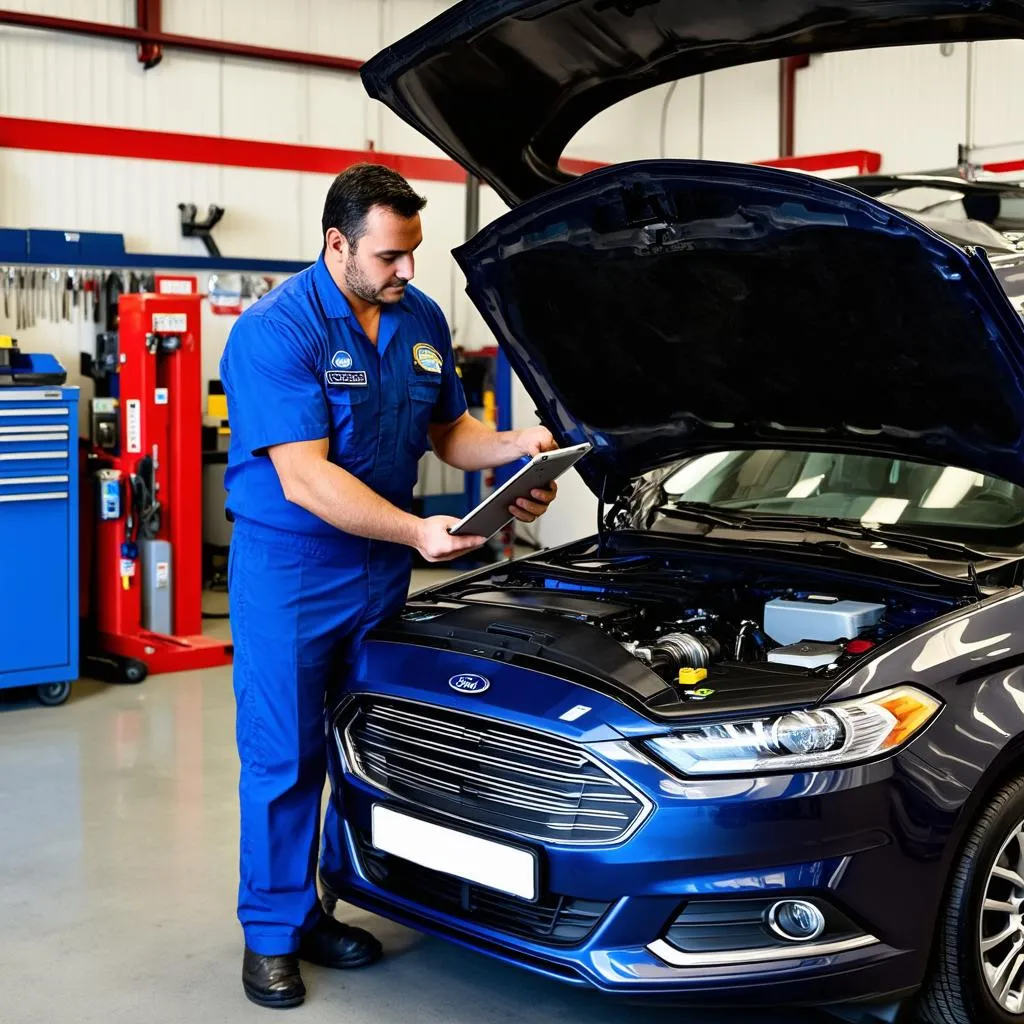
[452,161,1024,497]
[361,0,1024,206]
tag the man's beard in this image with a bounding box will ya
[345,259,406,305]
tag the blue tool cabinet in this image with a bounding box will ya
[0,385,79,706]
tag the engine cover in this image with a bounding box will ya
[764,596,886,646]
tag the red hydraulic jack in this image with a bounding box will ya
[85,292,232,682]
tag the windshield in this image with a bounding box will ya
[659,450,1024,532]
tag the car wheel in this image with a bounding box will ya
[918,776,1024,1024]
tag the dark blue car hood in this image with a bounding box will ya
[453,161,1024,497]
[363,0,1024,497]
[361,0,1024,206]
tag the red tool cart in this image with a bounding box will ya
[81,292,232,683]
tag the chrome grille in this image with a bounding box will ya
[342,699,647,845]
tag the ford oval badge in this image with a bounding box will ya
[448,673,490,695]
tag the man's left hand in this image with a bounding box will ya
[509,480,558,523]
[509,426,559,523]
[515,426,558,457]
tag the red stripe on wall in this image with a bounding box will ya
[980,159,1024,175]
[0,116,470,183]
[760,149,882,174]
[0,116,882,184]
[0,115,611,184]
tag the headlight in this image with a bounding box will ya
[644,686,941,776]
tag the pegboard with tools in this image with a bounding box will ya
[1,267,158,331]
[0,228,309,333]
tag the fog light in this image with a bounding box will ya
[767,900,826,943]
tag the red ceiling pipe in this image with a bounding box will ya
[779,55,811,158]
[135,0,162,70]
[0,9,364,73]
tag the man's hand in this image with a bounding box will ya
[509,427,560,522]
[416,516,487,563]
[508,481,558,523]
[515,426,558,457]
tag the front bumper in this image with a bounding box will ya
[325,691,954,1007]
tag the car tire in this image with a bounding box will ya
[918,776,1024,1024]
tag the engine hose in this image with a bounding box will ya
[648,632,720,679]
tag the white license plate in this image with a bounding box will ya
[371,805,537,902]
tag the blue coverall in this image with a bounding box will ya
[219,254,468,956]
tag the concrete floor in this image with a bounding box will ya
[0,572,828,1024]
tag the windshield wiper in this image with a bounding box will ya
[666,502,998,562]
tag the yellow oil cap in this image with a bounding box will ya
[678,667,708,686]
[0,336,13,349]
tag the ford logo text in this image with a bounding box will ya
[448,673,491,695]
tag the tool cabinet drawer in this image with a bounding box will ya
[0,479,70,503]
[0,404,71,430]
[0,490,72,674]
[0,447,71,473]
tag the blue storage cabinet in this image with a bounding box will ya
[0,385,79,706]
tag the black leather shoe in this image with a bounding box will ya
[242,948,306,1009]
[298,912,383,970]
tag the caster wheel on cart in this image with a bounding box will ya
[36,681,71,707]
[122,659,148,685]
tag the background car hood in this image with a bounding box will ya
[360,0,1024,205]
[453,161,1024,498]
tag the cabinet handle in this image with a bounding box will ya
[0,491,68,503]
[0,452,67,462]
[0,434,69,444]
[0,407,69,418]
[0,390,65,402]
[0,425,69,435]
[0,475,69,486]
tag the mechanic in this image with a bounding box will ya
[219,163,558,1009]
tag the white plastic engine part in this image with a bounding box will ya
[764,595,885,646]
[767,642,846,669]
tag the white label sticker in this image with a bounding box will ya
[156,562,170,589]
[158,280,193,295]
[119,558,136,578]
[152,313,187,332]
[154,388,169,406]
[559,704,592,723]
[126,399,142,454]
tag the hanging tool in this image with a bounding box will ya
[16,269,24,331]
[179,202,225,258]
[2,268,8,320]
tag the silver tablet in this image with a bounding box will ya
[447,442,593,539]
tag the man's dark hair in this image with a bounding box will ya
[322,163,427,250]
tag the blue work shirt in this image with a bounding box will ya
[220,254,468,544]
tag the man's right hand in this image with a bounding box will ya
[415,516,486,563]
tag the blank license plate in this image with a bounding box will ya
[371,804,537,901]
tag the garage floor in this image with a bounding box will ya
[0,570,827,1024]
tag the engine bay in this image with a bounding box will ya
[391,538,970,717]
[612,593,894,681]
